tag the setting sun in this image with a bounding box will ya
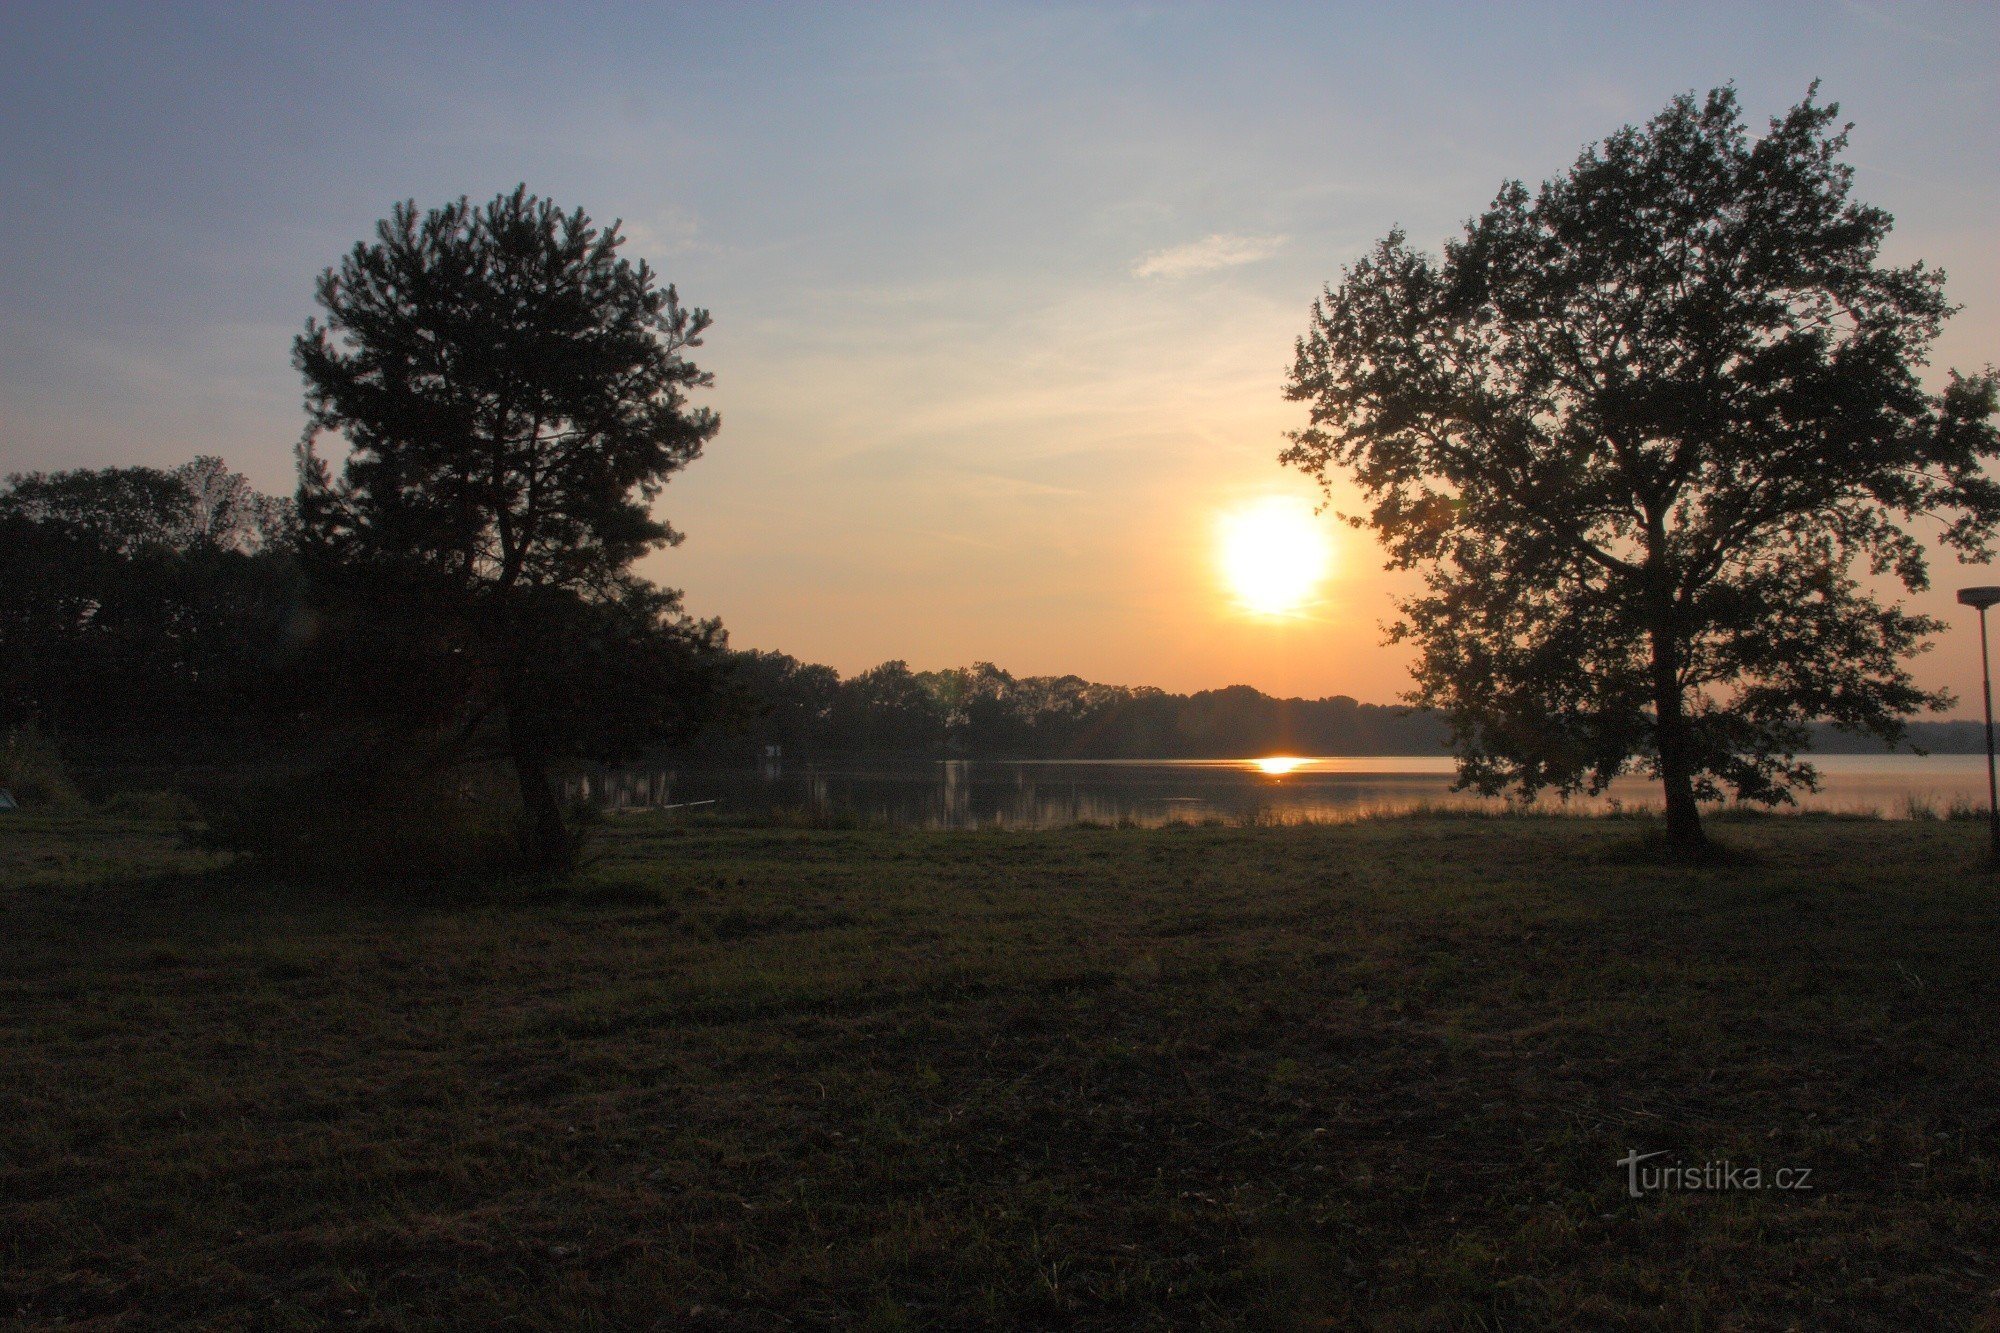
[1217,497,1332,618]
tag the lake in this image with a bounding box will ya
[566,753,1996,829]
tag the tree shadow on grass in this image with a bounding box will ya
[7,848,580,968]
[1596,828,1762,868]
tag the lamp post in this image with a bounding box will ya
[1955,585,2000,863]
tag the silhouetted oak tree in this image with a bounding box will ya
[296,187,721,868]
[1283,87,2000,847]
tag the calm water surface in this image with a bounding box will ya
[567,754,1993,829]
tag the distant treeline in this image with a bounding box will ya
[675,653,1448,759]
[2,455,1981,794]
[1805,719,1989,755]
[681,651,1989,761]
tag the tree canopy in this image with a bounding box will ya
[1282,85,2000,846]
[1,456,289,557]
[294,187,724,867]
[0,458,298,765]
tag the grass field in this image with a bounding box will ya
[4,811,1998,1330]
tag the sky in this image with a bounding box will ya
[2,1,1996,709]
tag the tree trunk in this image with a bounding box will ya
[1647,616,1706,849]
[505,698,572,872]
[1639,499,1706,852]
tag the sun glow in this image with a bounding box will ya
[1253,756,1307,776]
[1217,497,1332,617]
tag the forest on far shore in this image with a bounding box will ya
[672,650,1992,762]
[3,457,1984,799]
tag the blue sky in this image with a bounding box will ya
[3,1,1996,704]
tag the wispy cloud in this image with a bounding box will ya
[1132,232,1287,279]
[618,206,703,257]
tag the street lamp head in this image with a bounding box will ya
[1959,586,2000,609]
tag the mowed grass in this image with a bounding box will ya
[3,813,1998,1330]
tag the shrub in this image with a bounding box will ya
[0,725,81,808]
[199,753,548,885]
